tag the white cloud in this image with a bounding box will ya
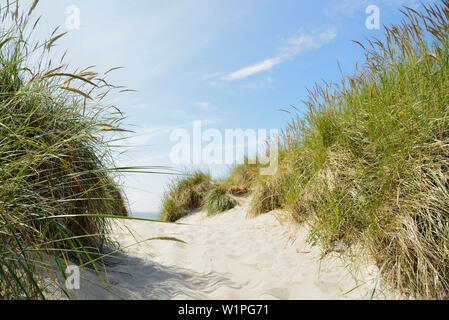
[223,28,337,81]
[224,57,282,81]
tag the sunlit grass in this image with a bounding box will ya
[160,171,212,222]
[0,1,167,299]
[241,1,449,299]
[202,184,235,216]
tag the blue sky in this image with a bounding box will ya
[30,0,433,213]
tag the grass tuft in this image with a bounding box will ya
[226,158,259,189]
[202,185,236,216]
[0,1,133,299]
[160,171,212,222]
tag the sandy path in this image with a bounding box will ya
[68,198,391,300]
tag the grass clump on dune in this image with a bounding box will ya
[248,172,286,218]
[160,171,212,222]
[0,2,130,299]
[160,170,243,220]
[225,158,259,190]
[240,1,449,299]
[202,184,235,216]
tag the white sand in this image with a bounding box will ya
[64,197,395,300]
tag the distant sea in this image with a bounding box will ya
[132,212,160,220]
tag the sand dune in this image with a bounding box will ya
[64,197,395,300]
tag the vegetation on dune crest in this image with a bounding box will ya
[0,2,132,299]
[248,172,285,218]
[244,1,449,299]
[160,169,247,221]
[225,158,259,189]
[160,171,212,222]
[202,184,235,216]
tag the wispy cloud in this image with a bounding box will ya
[223,28,337,81]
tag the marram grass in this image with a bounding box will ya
[241,1,449,299]
[0,1,158,299]
[202,184,235,216]
[160,171,212,222]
